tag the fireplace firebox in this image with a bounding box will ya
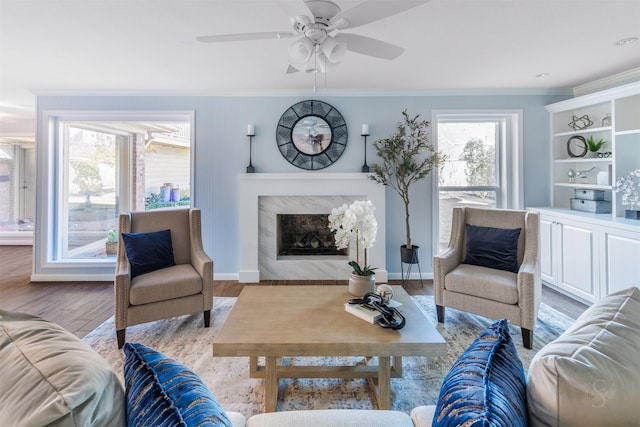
[277,214,347,257]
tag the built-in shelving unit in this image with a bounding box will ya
[546,82,640,218]
[535,82,640,303]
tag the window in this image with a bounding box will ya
[0,138,35,242]
[49,114,192,261]
[433,111,522,251]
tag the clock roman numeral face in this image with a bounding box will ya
[276,100,347,170]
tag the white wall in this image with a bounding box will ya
[34,92,568,279]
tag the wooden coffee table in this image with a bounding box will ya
[212,285,446,412]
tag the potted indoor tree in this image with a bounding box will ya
[369,110,446,264]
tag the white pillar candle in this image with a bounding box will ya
[247,124,255,136]
[361,124,369,135]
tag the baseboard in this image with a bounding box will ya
[0,233,33,245]
[388,272,434,281]
[30,273,114,282]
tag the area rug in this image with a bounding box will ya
[83,295,574,418]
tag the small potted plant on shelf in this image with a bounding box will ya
[613,168,640,219]
[369,110,446,265]
[586,136,607,157]
[105,229,119,255]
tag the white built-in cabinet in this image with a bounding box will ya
[532,81,640,303]
[535,209,640,303]
[539,214,597,302]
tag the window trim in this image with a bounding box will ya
[431,109,523,252]
[34,110,195,279]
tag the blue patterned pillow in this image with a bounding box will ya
[123,343,231,427]
[121,229,176,278]
[432,319,527,427]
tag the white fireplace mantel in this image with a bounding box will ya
[239,173,387,283]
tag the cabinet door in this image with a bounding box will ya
[559,221,599,302]
[603,230,640,295]
[539,216,556,284]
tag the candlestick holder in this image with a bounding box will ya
[361,127,370,173]
[246,125,256,173]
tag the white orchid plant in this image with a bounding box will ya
[328,200,378,276]
[613,168,640,210]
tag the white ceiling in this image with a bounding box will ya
[1,0,639,134]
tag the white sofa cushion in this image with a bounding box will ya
[410,405,437,427]
[0,310,126,426]
[246,409,414,427]
[526,286,640,426]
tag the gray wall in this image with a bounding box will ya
[36,92,568,279]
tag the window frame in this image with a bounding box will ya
[35,110,195,277]
[431,110,523,252]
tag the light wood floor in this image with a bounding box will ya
[0,245,588,339]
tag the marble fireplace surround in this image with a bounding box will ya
[239,173,387,283]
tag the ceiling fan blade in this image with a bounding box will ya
[286,64,301,74]
[330,0,430,30]
[196,32,294,43]
[341,33,405,60]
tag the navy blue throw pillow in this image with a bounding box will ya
[432,319,527,427]
[121,229,175,278]
[123,343,232,427]
[464,224,521,273]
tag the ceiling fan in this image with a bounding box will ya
[196,0,429,73]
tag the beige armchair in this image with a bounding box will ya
[114,208,213,348]
[433,207,540,348]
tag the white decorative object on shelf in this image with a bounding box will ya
[597,170,611,186]
[613,168,640,219]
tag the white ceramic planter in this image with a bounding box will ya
[348,273,376,296]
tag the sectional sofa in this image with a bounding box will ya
[1,287,638,426]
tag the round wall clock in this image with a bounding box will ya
[276,100,348,170]
[567,135,587,158]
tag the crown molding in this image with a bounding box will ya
[546,80,640,112]
[31,87,572,98]
[573,68,640,97]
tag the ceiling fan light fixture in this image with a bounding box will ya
[292,15,311,32]
[315,51,339,72]
[289,37,315,64]
[322,37,347,63]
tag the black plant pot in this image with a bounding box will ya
[401,245,420,264]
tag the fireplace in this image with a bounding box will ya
[239,173,387,282]
[277,214,347,257]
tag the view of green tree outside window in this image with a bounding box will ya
[63,126,120,259]
[437,121,500,250]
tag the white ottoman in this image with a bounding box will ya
[526,287,640,426]
[0,310,126,426]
